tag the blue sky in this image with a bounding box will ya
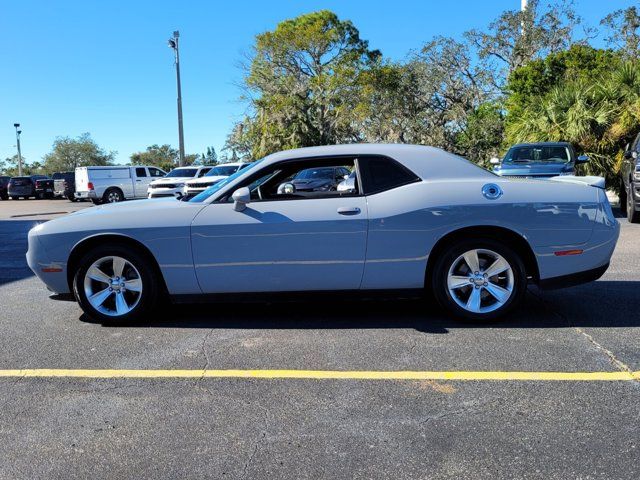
[0,0,636,166]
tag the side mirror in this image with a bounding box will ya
[232,187,250,212]
[489,157,500,165]
[576,154,589,164]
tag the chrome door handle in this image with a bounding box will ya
[136,179,142,182]
[337,207,361,215]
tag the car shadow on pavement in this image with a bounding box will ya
[0,220,41,286]
[80,280,640,334]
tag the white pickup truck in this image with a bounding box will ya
[75,165,166,204]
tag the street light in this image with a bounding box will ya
[13,123,23,176]
[168,30,185,167]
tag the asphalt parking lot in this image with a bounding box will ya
[1,198,639,479]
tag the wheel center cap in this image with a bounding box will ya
[472,275,485,286]
[111,279,122,291]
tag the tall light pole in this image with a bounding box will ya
[168,31,185,167]
[13,123,23,176]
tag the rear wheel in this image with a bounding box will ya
[627,182,640,223]
[73,245,159,324]
[102,188,124,203]
[431,239,526,321]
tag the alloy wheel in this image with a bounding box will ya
[83,256,143,316]
[446,248,514,314]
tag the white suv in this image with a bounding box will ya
[183,162,251,196]
[147,166,213,198]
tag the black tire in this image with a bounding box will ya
[73,244,159,324]
[91,198,102,205]
[627,182,640,223]
[431,238,527,322]
[102,188,124,203]
[67,195,78,202]
[619,181,627,215]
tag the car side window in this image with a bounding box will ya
[228,158,360,202]
[198,168,212,177]
[358,156,420,195]
[149,168,164,177]
[136,167,147,177]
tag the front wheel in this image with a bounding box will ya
[627,182,640,223]
[73,245,159,324]
[431,239,526,321]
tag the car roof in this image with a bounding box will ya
[260,144,492,181]
[215,162,248,167]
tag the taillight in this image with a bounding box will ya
[7,182,12,188]
[63,180,68,187]
[35,180,41,188]
[87,182,94,190]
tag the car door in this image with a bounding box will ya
[190,158,368,294]
[133,167,151,197]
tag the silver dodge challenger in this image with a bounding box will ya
[27,144,619,323]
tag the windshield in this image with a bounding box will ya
[166,168,197,178]
[189,161,261,203]
[503,146,571,164]
[205,165,242,177]
[295,167,335,180]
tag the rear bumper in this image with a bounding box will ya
[537,263,609,290]
[75,191,97,199]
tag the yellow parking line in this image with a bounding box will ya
[0,369,638,381]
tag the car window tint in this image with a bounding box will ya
[359,157,419,195]
[149,168,165,177]
[136,167,147,177]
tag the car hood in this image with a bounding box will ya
[186,175,227,185]
[292,178,332,189]
[150,177,192,185]
[494,162,573,176]
[35,198,206,235]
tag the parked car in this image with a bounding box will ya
[277,166,351,195]
[8,175,49,199]
[27,144,619,324]
[52,172,76,201]
[183,162,251,197]
[75,166,166,204]
[147,165,213,199]
[34,177,55,199]
[491,142,588,179]
[620,133,640,223]
[0,176,9,200]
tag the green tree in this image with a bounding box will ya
[130,144,179,172]
[240,10,381,158]
[200,146,218,165]
[43,133,115,172]
[505,45,622,132]
[601,6,640,60]
[466,0,584,86]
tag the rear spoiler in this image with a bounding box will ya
[548,175,605,189]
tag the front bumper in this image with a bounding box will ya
[26,227,70,294]
[148,186,183,198]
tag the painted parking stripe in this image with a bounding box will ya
[0,369,639,381]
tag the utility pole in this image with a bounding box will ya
[13,123,23,176]
[168,31,185,167]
